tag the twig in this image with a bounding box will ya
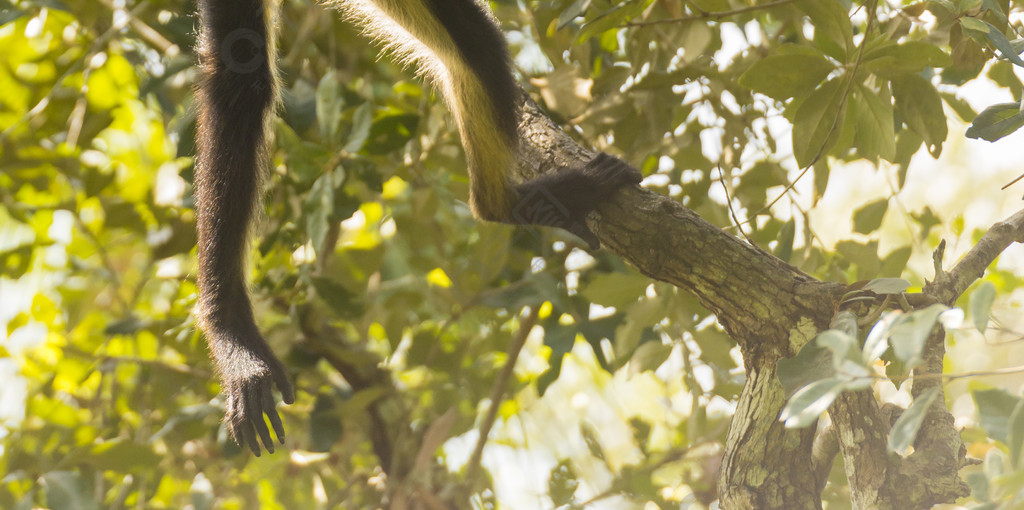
[717,164,753,244]
[911,363,1024,381]
[465,307,540,484]
[626,0,799,27]
[741,0,877,224]
[925,208,1024,304]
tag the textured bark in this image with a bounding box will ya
[518,99,844,508]
[514,97,1024,508]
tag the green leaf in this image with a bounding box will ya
[966,102,1024,142]
[818,328,856,357]
[575,1,652,44]
[85,439,161,472]
[775,218,795,262]
[880,246,912,278]
[889,304,947,367]
[557,0,589,29]
[817,329,863,375]
[310,276,363,319]
[853,198,889,234]
[892,73,948,156]
[365,114,419,154]
[854,86,896,162]
[581,423,607,462]
[960,17,1024,67]
[974,388,1019,443]
[316,71,344,145]
[548,460,580,505]
[831,309,859,338]
[970,281,997,333]
[980,0,1008,23]
[781,377,847,428]
[912,207,942,239]
[862,278,911,295]
[778,340,834,396]
[864,41,951,78]
[537,324,576,396]
[941,91,978,122]
[344,103,373,154]
[582,272,650,309]
[738,53,834,100]
[863,311,899,364]
[41,471,99,510]
[304,172,335,255]
[798,0,853,57]
[888,387,941,454]
[813,159,830,204]
[0,2,25,26]
[836,240,881,279]
[791,78,846,167]
[1008,397,1024,468]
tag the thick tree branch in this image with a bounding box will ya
[516,92,1023,509]
[516,97,842,509]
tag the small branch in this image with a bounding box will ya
[71,211,128,310]
[63,346,204,376]
[297,311,396,473]
[625,0,799,27]
[925,208,1024,305]
[811,420,838,493]
[465,307,540,484]
[718,165,753,244]
[745,0,877,225]
[911,363,1024,381]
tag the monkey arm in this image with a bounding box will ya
[191,0,640,457]
[195,0,293,456]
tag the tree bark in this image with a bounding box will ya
[516,98,1024,508]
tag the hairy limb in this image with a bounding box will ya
[195,0,293,455]
[346,1,641,245]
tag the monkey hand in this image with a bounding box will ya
[512,152,642,249]
[217,341,295,456]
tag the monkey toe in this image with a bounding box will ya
[581,153,643,192]
[566,221,601,250]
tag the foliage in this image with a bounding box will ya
[0,0,1023,508]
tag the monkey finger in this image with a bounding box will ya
[246,386,275,454]
[245,427,264,456]
[262,389,286,444]
[226,409,255,454]
[225,392,246,444]
[254,415,275,454]
[272,367,295,404]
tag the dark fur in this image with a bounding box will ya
[195,0,293,456]
[194,0,639,455]
[425,0,519,144]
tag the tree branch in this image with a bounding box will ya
[516,96,842,508]
[926,207,1024,305]
[465,307,539,484]
[625,0,799,27]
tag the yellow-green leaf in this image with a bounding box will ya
[739,53,834,100]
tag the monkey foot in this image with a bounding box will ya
[511,152,641,249]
